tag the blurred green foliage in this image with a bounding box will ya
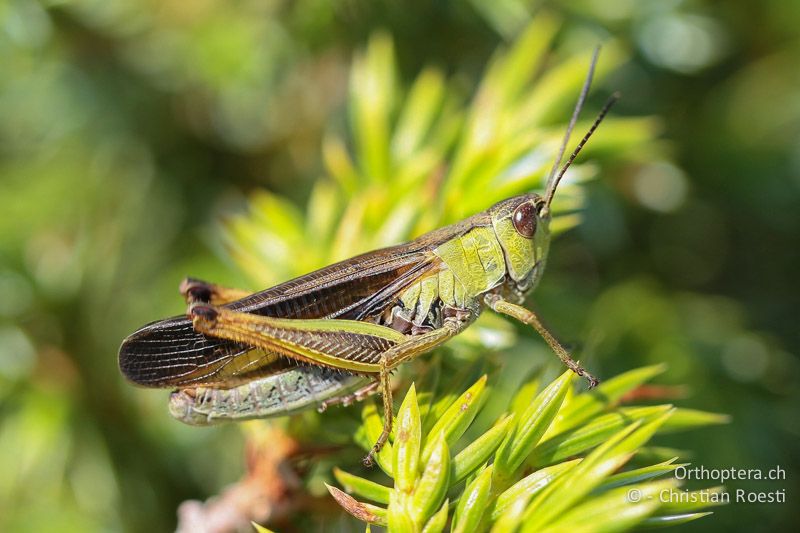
[1,1,798,532]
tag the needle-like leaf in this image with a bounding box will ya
[410,433,450,526]
[421,375,487,464]
[494,369,573,483]
[394,384,422,493]
[452,466,493,533]
[333,468,391,505]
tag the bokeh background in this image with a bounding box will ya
[1,0,798,532]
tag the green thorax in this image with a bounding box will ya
[432,225,506,302]
[398,194,552,316]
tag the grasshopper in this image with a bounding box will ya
[119,49,616,466]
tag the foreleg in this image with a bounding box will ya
[485,294,599,388]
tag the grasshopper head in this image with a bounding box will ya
[490,194,551,290]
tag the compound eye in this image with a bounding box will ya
[512,202,537,238]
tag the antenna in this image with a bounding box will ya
[541,47,618,211]
[544,91,620,208]
[542,47,599,207]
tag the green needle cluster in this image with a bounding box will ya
[329,365,728,532]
